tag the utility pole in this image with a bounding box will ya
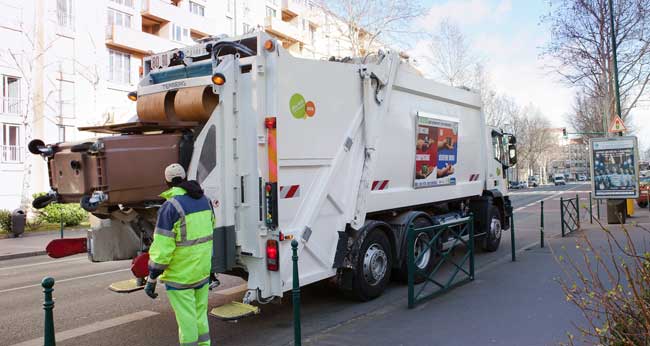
[607,0,627,223]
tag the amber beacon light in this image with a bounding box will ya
[212,73,226,86]
[127,91,137,101]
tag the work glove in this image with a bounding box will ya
[144,277,158,299]
[209,273,220,291]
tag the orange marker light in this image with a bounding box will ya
[212,73,226,86]
[127,91,137,101]
[264,39,275,52]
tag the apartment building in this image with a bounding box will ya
[0,0,369,210]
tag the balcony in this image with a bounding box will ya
[1,145,24,164]
[264,16,304,43]
[282,0,305,18]
[0,97,22,116]
[106,25,184,55]
[141,0,214,37]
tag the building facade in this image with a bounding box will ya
[0,0,368,210]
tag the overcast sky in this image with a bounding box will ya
[409,0,650,150]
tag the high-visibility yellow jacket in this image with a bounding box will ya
[149,183,214,289]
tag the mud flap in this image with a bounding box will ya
[209,302,260,321]
[108,279,145,293]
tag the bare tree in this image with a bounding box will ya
[425,19,480,88]
[567,93,609,137]
[508,106,557,179]
[542,0,650,124]
[317,0,423,57]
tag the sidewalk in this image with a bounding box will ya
[0,229,88,260]
[302,215,650,346]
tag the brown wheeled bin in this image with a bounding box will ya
[46,133,183,208]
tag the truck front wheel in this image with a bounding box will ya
[352,230,392,301]
[482,206,502,252]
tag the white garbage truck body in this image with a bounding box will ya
[140,33,515,301]
[32,32,516,303]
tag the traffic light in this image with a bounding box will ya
[562,128,567,137]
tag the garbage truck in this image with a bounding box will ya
[29,32,517,309]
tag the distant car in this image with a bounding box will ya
[637,176,650,208]
[577,174,587,181]
[509,181,523,189]
[528,177,539,187]
[554,176,566,186]
[519,181,528,188]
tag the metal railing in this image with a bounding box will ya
[560,195,580,236]
[1,97,22,115]
[1,145,23,163]
[407,215,475,309]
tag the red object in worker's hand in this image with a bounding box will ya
[46,238,87,258]
[131,252,150,278]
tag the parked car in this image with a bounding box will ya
[637,176,650,208]
[519,181,528,188]
[577,174,587,181]
[528,176,539,187]
[554,175,566,186]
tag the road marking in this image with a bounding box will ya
[0,257,86,271]
[512,185,585,212]
[0,268,130,294]
[10,310,159,346]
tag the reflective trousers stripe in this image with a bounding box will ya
[164,277,210,290]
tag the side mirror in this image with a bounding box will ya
[508,144,517,166]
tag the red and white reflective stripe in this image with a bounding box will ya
[371,180,390,191]
[469,174,480,181]
[279,185,300,199]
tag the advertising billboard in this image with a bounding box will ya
[590,136,639,199]
[414,113,459,188]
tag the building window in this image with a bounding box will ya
[226,0,234,13]
[58,80,74,119]
[107,8,132,28]
[266,0,279,5]
[265,6,276,18]
[242,22,251,33]
[171,24,189,42]
[1,123,21,163]
[109,0,133,7]
[1,76,20,115]
[189,1,205,16]
[107,49,131,84]
[57,0,74,30]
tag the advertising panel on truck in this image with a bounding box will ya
[590,136,639,198]
[414,112,459,188]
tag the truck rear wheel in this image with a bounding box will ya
[352,229,392,301]
[482,206,502,252]
[394,217,436,283]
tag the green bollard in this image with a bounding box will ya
[42,277,56,346]
[576,194,580,229]
[510,214,516,262]
[560,197,564,237]
[291,240,301,346]
[539,201,544,248]
[59,217,64,239]
[589,192,593,224]
[597,199,601,219]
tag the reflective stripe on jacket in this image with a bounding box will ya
[149,186,215,289]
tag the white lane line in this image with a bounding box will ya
[513,185,585,213]
[0,268,130,294]
[0,257,86,271]
[11,310,159,346]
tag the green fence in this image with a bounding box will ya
[560,195,580,237]
[407,215,475,309]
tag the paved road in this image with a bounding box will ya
[0,183,594,346]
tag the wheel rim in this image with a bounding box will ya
[490,217,502,241]
[363,243,388,286]
[413,233,432,269]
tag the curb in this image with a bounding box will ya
[0,250,48,261]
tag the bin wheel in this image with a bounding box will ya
[28,139,45,155]
[352,229,392,301]
[394,217,437,283]
[482,206,502,252]
[80,196,99,212]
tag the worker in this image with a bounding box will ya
[145,163,215,346]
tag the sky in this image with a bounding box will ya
[409,0,650,150]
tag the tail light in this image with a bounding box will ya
[266,239,279,271]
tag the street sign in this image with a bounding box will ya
[608,116,626,133]
[589,136,639,199]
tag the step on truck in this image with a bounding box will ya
[29,32,517,308]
